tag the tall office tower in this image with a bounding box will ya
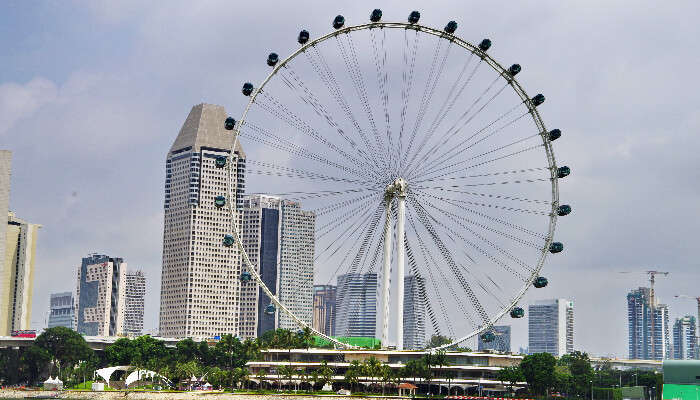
[75,254,126,336]
[628,287,672,360]
[1,212,41,335]
[313,285,337,337]
[237,195,315,338]
[124,270,146,337]
[403,275,426,349]
[673,316,697,360]
[528,298,574,356]
[0,151,12,334]
[335,273,378,338]
[478,325,511,352]
[159,104,246,338]
[48,292,75,329]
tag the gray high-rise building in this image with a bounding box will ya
[403,275,425,349]
[478,325,511,352]
[237,195,315,338]
[628,287,671,360]
[528,298,574,356]
[48,292,75,329]
[159,104,246,339]
[673,316,697,360]
[76,254,126,336]
[313,285,337,337]
[124,270,146,337]
[335,272,377,338]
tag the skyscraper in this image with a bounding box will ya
[335,272,377,338]
[673,316,697,360]
[403,275,425,350]
[1,212,41,335]
[48,292,75,329]
[628,287,672,360]
[478,325,511,352]
[76,254,126,336]
[528,298,574,356]
[0,151,10,287]
[159,103,246,338]
[237,195,315,338]
[313,285,337,337]
[124,270,146,337]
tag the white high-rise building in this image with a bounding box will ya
[403,275,425,350]
[673,316,697,360]
[237,195,315,338]
[528,298,574,356]
[124,270,146,337]
[159,103,246,338]
[0,151,10,281]
[76,254,126,336]
[335,273,377,338]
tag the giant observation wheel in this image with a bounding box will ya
[220,10,571,350]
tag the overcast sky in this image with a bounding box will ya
[1,0,699,357]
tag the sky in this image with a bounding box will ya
[1,0,699,357]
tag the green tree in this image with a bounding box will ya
[345,360,362,392]
[317,360,334,390]
[560,351,593,397]
[278,364,295,390]
[105,337,133,365]
[254,368,267,390]
[520,352,557,395]
[31,326,95,382]
[497,365,524,394]
[363,357,382,391]
[20,345,50,384]
[426,334,452,348]
[379,364,393,395]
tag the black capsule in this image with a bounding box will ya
[508,64,521,76]
[557,205,572,216]
[333,15,345,29]
[532,94,545,106]
[267,53,279,67]
[214,196,226,208]
[242,82,254,96]
[408,11,420,24]
[557,166,570,178]
[548,129,562,141]
[298,30,310,44]
[444,21,458,34]
[240,271,252,282]
[533,276,548,288]
[549,242,564,253]
[510,307,525,318]
[479,39,492,51]
[224,117,236,131]
[223,234,235,247]
[370,9,382,22]
[481,331,495,343]
[215,156,227,168]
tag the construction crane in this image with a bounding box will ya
[619,270,669,358]
[674,294,700,331]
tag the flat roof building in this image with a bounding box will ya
[76,254,126,336]
[528,298,574,356]
[48,292,75,330]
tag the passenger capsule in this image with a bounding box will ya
[240,271,252,282]
[510,307,525,318]
[557,205,572,216]
[265,304,276,315]
[224,116,236,130]
[408,11,420,24]
[222,234,235,247]
[557,166,570,178]
[481,331,495,343]
[370,9,382,22]
[532,94,545,107]
[267,52,279,67]
[479,39,492,52]
[298,30,310,44]
[242,82,254,96]
[533,276,548,288]
[549,242,564,253]
[215,156,227,168]
[508,64,521,76]
[214,195,226,208]
[548,129,562,141]
[333,15,345,29]
[444,21,458,34]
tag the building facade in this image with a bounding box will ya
[628,287,672,360]
[335,273,377,338]
[403,275,425,350]
[237,195,315,338]
[1,212,40,335]
[673,316,697,360]
[479,325,511,352]
[76,254,126,336]
[124,270,146,337]
[528,298,574,356]
[0,151,10,303]
[48,292,75,329]
[313,285,337,337]
[159,103,246,338]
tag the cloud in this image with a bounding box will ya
[0,78,58,136]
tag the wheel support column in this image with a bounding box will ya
[380,198,393,348]
[396,193,406,351]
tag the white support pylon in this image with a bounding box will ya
[380,197,393,348]
[396,192,406,350]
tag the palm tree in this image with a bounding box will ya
[345,360,362,393]
[318,360,334,391]
[380,364,393,396]
[433,350,450,395]
[254,368,266,391]
[363,357,382,392]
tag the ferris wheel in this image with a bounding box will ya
[222,9,571,350]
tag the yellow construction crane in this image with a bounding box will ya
[619,270,669,358]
